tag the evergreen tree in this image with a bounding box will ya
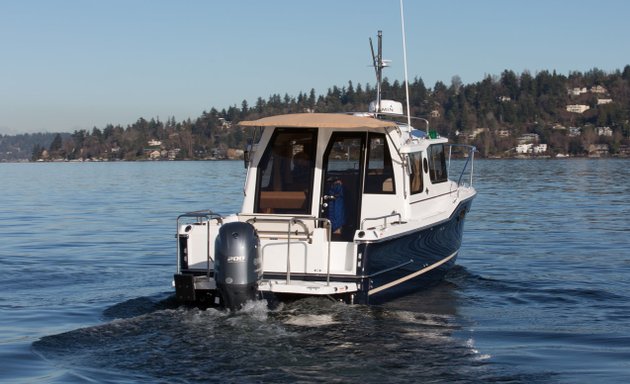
[32,144,43,161]
[49,133,63,153]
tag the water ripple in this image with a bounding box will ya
[1,160,629,383]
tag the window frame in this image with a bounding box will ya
[254,128,317,214]
[363,132,396,195]
[408,151,424,194]
[427,143,448,184]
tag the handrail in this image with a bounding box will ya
[288,217,332,286]
[176,210,223,276]
[361,212,402,230]
[245,216,312,242]
[246,215,332,286]
[446,144,476,188]
[177,212,334,286]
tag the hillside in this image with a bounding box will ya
[2,66,629,162]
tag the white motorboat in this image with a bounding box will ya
[173,32,476,309]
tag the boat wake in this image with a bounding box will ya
[101,292,178,320]
[33,292,528,383]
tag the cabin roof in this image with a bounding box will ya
[238,113,398,129]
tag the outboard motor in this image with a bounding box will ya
[214,222,261,310]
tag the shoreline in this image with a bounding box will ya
[2,155,629,164]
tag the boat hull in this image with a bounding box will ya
[173,199,473,307]
[357,198,473,304]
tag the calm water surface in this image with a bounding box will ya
[1,159,629,383]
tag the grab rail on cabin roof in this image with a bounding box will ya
[360,212,402,230]
[245,216,333,286]
[176,210,223,276]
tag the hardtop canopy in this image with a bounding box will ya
[239,113,398,129]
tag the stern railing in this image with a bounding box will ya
[176,210,223,276]
[245,216,332,286]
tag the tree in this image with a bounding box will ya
[450,75,463,95]
[49,133,63,154]
[32,144,44,161]
[500,70,519,99]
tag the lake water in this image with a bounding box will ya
[1,159,629,383]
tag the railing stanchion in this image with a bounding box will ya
[176,210,223,277]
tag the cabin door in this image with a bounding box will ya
[320,132,366,241]
[254,128,317,215]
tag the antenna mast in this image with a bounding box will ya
[369,30,384,113]
[400,0,412,130]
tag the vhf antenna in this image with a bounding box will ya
[369,30,384,114]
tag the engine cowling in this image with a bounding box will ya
[214,222,261,310]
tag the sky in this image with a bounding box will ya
[1,0,629,135]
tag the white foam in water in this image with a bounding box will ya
[393,310,454,327]
[184,307,224,325]
[284,314,337,327]
[467,338,491,361]
[234,299,270,321]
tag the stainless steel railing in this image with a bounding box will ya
[360,212,402,230]
[246,216,332,286]
[447,144,476,188]
[176,212,334,286]
[176,210,223,276]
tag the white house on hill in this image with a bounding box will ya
[566,104,589,113]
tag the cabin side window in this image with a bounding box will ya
[255,128,317,214]
[427,144,448,183]
[364,133,395,194]
[409,152,424,194]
